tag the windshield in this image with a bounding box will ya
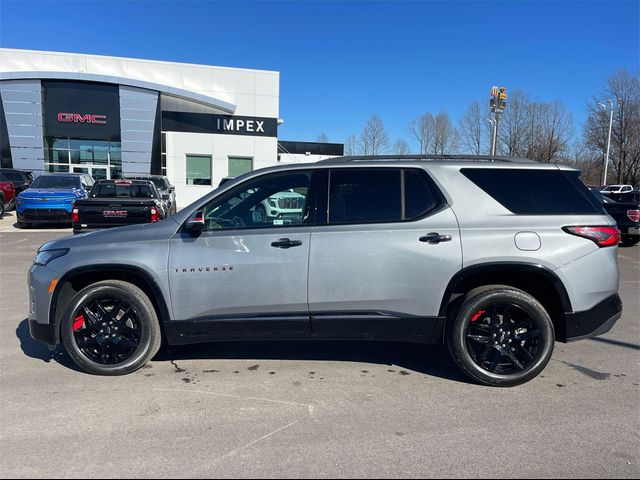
[30,176,79,189]
[1,171,25,182]
[602,186,621,191]
[91,183,155,198]
[129,177,167,189]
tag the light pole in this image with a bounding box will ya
[487,117,497,156]
[598,100,614,186]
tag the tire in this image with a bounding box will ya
[621,236,639,247]
[256,204,267,222]
[0,201,4,217]
[60,280,161,375]
[446,286,554,387]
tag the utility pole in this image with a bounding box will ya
[598,100,614,186]
[487,117,496,155]
[489,86,507,156]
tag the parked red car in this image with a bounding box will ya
[0,180,16,217]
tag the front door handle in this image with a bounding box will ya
[419,232,452,244]
[271,238,303,249]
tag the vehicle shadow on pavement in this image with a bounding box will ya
[156,340,473,384]
[16,319,81,371]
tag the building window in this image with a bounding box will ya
[45,137,122,179]
[228,156,253,178]
[186,155,212,185]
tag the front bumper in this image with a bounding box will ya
[29,318,56,345]
[18,207,72,223]
[564,294,623,342]
[28,264,59,346]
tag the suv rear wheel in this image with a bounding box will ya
[447,286,554,387]
[60,280,161,375]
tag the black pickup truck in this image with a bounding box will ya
[72,179,167,234]
[592,190,640,246]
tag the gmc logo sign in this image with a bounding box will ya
[57,113,107,124]
[103,210,128,218]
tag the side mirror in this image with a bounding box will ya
[185,211,205,232]
[169,186,175,193]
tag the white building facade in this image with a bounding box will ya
[0,48,289,207]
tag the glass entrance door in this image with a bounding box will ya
[72,165,109,180]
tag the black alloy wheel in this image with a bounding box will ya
[61,280,161,375]
[72,298,141,365]
[465,303,541,375]
[447,286,554,387]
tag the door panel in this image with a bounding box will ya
[169,227,311,323]
[308,207,462,329]
[167,169,317,337]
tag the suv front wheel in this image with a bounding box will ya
[447,286,554,387]
[60,280,161,375]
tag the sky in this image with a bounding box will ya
[0,0,638,149]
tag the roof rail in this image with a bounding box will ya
[317,154,536,163]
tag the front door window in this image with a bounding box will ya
[198,171,313,230]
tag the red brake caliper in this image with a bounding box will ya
[471,310,486,322]
[72,314,85,331]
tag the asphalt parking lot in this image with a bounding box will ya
[0,219,638,479]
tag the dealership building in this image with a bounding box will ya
[0,48,342,207]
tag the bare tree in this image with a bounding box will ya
[583,69,640,185]
[498,90,529,156]
[432,112,458,155]
[536,101,574,162]
[393,139,411,155]
[360,114,390,155]
[407,114,435,154]
[317,132,329,143]
[344,134,359,156]
[518,99,573,163]
[459,101,484,155]
[570,141,602,186]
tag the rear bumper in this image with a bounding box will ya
[563,294,622,342]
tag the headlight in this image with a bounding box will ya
[34,248,69,266]
[268,198,278,207]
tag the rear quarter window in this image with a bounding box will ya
[461,168,604,215]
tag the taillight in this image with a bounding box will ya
[71,207,79,223]
[563,226,620,247]
[150,207,159,223]
[627,210,640,223]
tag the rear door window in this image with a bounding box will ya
[327,168,442,224]
[461,168,604,215]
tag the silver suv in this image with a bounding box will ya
[28,156,622,386]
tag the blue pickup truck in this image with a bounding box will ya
[16,173,94,228]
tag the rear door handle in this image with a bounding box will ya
[271,238,303,249]
[419,232,452,244]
